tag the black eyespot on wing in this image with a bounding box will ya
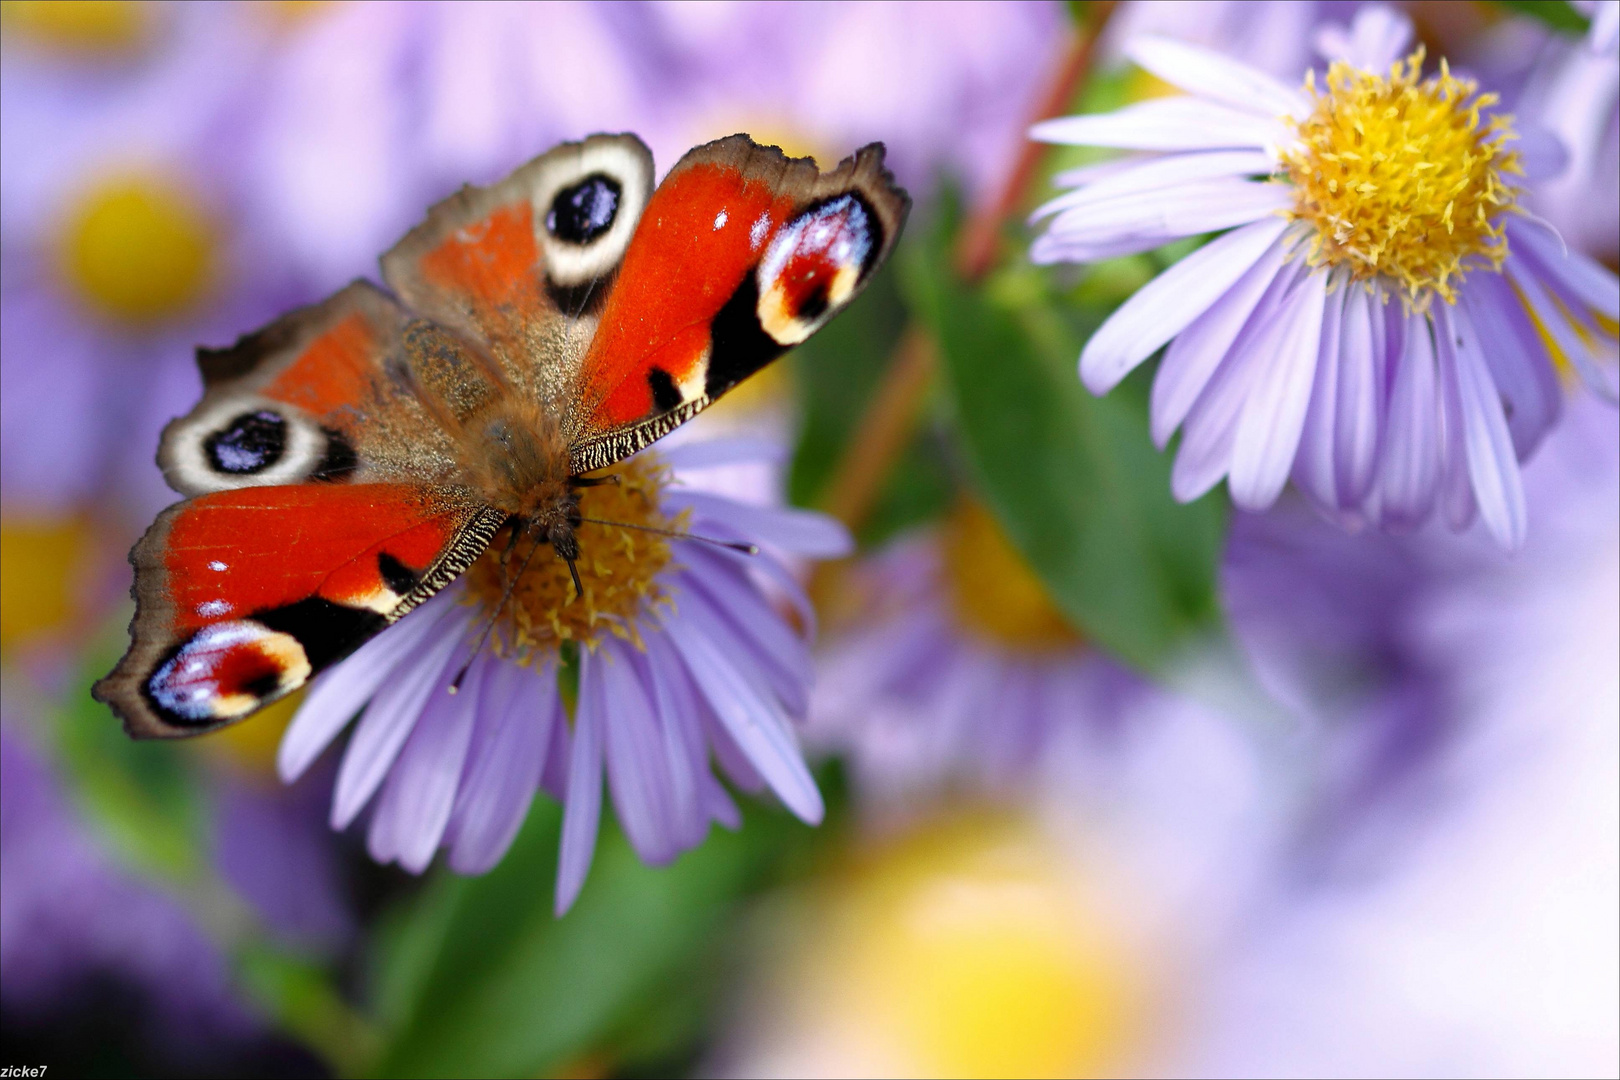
[312,427,359,482]
[377,552,419,596]
[205,411,286,475]
[796,280,832,322]
[547,174,621,245]
[706,274,788,399]
[647,367,682,413]
[546,273,614,317]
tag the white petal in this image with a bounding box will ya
[1151,238,1290,445]
[1046,178,1290,251]
[1231,271,1328,508]
[1032,97,1289,152]
[1438,305,1527,549]
[1378,311,1442,530]
[1031,150,1276,222]
[278,591,459,782]
[330,625,465,830]
[1126,35,1308,117]
[1081,216,1289,394]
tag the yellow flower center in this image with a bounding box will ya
[943,500,1080,652]
[462,454,678,658]
[0,514,91,652]
[58,174,217,323]
[0,0,150,53]
[795,814,1148,1078]
[1282,49,1522,307]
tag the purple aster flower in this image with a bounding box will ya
[276,443,850,914]
[1516,0,1619,261]
[1031,5,1619,550]
[810,501,1146,806]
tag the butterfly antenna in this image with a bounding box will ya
[450,530,545,694]
[576,516,758,555]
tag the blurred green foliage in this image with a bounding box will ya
[1493,0,1592,34]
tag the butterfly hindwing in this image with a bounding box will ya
[95,484,503,738]
[568,135,909,473]
[157,281,457,495]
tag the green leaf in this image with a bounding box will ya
[903,219,1227,673]
[369,795,815,1077]
[1494,0,1591,35]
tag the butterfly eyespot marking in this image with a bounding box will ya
[204,410,285,474]
[160,396,355,496]
[755,193,879,347]
[547,174,621,246]
[144,620,311,727]
[531,135,653,288]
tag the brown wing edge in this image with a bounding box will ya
[92,503,505,740]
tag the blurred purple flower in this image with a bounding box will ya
[0,4,313,520]
[277,444,850,914]
[1517,0,1620,261]
[809,501,1154,809]
[1032,6,1619,550]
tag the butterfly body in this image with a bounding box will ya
[95,133,908,739]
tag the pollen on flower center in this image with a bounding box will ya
[943,501,1080,652]
[463,453,678,659]
[1281,49,1522,307]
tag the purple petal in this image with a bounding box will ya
[1045,179,1291,253]
[1460,274,1562,458]
[1437,315,1478,533]
[669,620,823,824]
[1508,256,1619,401]
[1151,238,1290,446]
[1316,6,1414,69]
[664,491,851,557]
[1126,36,1307,117]
[597,640,678,866]
[445,657,553,875]
[554,655,605,916]
[1230,270,1328,509]
[1031,97,1288,151]
[330,623,465,829]
[659,437,783,470]
[1031,150,1276,223]
[674,556,812,717]
[1082,216,1289,395]
[1438,304,1528,548]
[1508,218,1619,322]
[1377,311,1442,530]
[1332,286,1387,507]
[638,633,709,850]
[1293,284,1348,510]
[366,649,482,873]
[279,591,460,782]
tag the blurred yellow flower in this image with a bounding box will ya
[0,0,150,53]
[57,174,216,323]
[0,515,91,651]
[944,499,1079,651]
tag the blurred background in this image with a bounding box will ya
[1,2,1615,1077]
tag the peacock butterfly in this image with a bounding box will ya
[95,133,909,738]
